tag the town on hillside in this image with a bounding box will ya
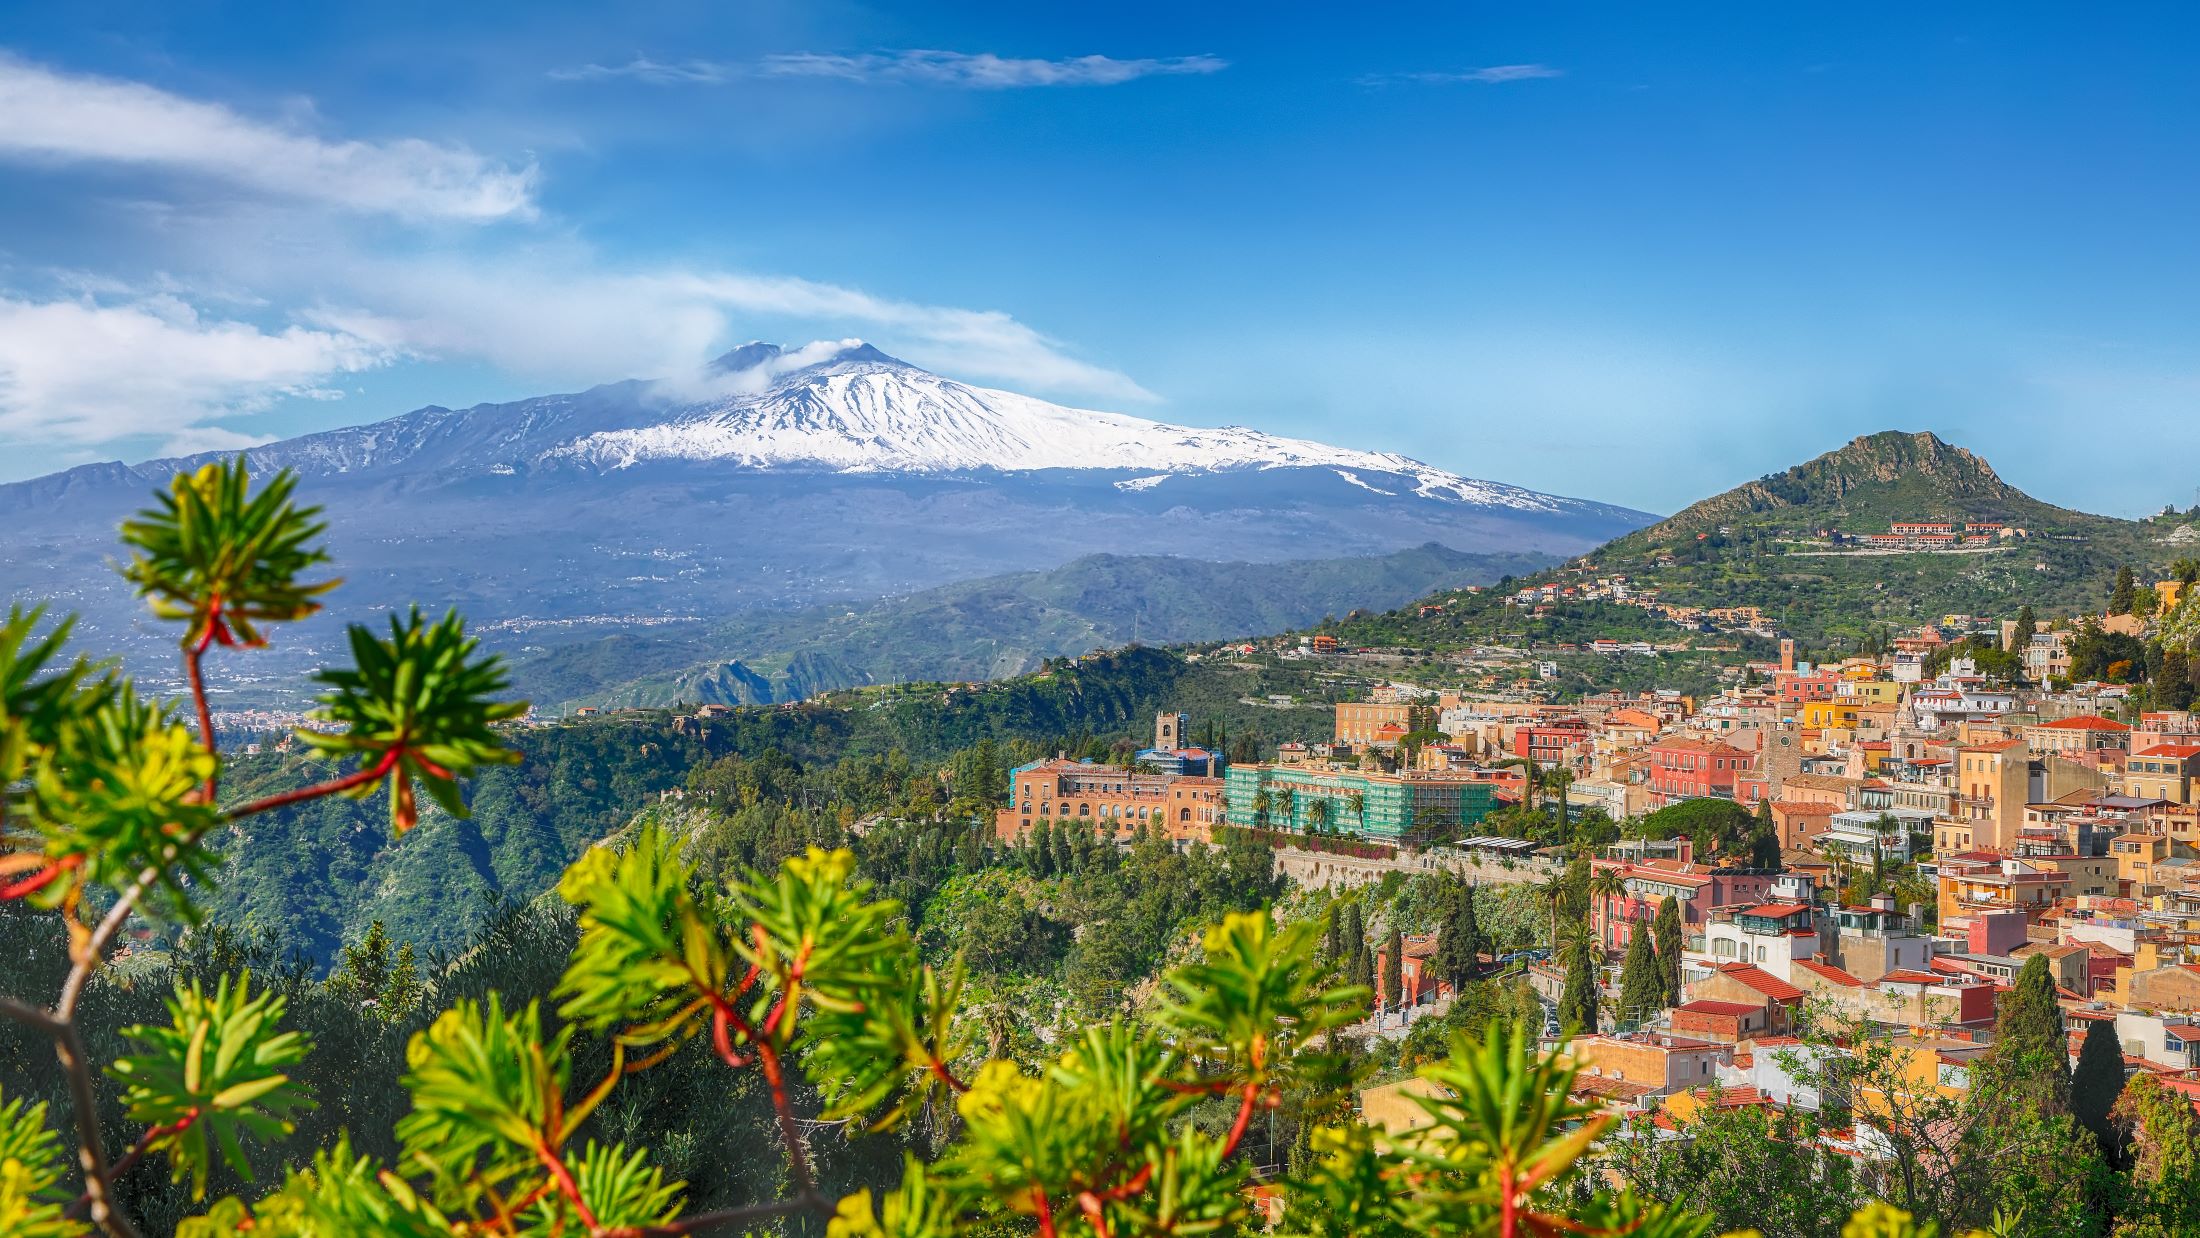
[991,566,2200,1153]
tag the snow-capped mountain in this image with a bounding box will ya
[0,341,1655,701]
[531,342,1569,510]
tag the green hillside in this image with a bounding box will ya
[510,543,1552,710]
[201,646,1348,965]
[1334,430,2200,652]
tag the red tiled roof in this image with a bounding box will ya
[1714,963,1805,1002]
[2036,715,2130,731]
[1878,969,1944,986]
[1684,1084,1770,1109]
[1793,960,1866,988]
[1739,902,1813,918]
[2133,744,2200,759]
[1677,999,1763,1017]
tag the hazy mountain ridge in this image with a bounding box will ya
[0,344,1648,703]
[510,542,1555,710]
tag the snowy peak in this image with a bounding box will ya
[550,342,1580,513]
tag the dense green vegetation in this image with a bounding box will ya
[506,544,1553,711]
[199,646,1353,968]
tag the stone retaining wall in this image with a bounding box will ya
[1275,844,1561,891]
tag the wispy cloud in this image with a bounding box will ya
[0,55,1158,463]
[1360,63,1562,87]
[0,52,537,221]
[0,291,393,454]
[318,260,1157,406]
[554,50,1228,89]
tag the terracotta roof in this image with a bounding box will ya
[2133,744,2200,759]
[1878,969,1945,986]
[1961,738,2029,753]
[1713,963,1805,1002]
[1793,960,1866,988]
[1739,902,1813,918]
[1677,999,1763,1018]
[1571,1075,1657,1101]
[2036,715,2130,731]
[1680,1084,1771,1110]
[1785,773,1867,792]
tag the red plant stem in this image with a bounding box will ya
[534,1139,600,1231]
[756,1040,816,1197]
[185,618,219,800]
[223,748,399,820]
[0,858,73,900]
[1076,1191,1113,1238]
[1033,1185,1058,1238]
[1219,1082,1262,1160]
[927,1054,971,1094]
[1498,1164,1517,1238]
[66,1109,200,1220]
[709,1003,753,1069]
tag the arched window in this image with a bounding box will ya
[1180,807,1191,821]
[1079,804,1091,817]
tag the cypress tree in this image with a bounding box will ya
[1992,954,2071,1113]
[1652,895,1684,1007]
[1616,925,1660,1026]
[1432,880,1482,988]
[2070,1014,2127,1159]
[1558,932,1600,1035]
[1030,819,1055,876]
[2012,605,2037,652]
[1381,928,1404,1012]
[1749,800,1782,869]
[1349,939,1374,1007]
[2112,566,2138,615]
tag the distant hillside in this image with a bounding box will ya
[510,543,1554,710]
[1330,430,2200,651]
[1613,430,2108,553]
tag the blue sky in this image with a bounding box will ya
[3,3,2198,515]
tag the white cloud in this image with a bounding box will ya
[311,258,1156,405]
[0,53,537,221]
[0,293,393,451]
[555,50,1227,89]
[1361,63,1563,87]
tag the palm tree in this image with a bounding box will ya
[1534,872,1569,953]
[1249,789,1272,830]
[1588,867,1628,952]
[1306,797,1333,835]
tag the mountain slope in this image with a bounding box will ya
[1612,430,2107,554]
[509,542,1555,710]
[0,342,1651,703]
[1329,429,2200,650]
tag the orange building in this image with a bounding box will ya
[994,758,1224,843]
[1335,701,1417,746]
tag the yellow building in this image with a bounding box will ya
[1937,738,2031,854]
[2113,832,2172,892]
[1800,700,1863,732]
[2125,745,2200,806]
[1854,1039,1976,1123]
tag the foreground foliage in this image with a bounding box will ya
[1,460,2008,1238]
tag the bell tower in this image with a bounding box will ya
[1155,711,1187,751]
